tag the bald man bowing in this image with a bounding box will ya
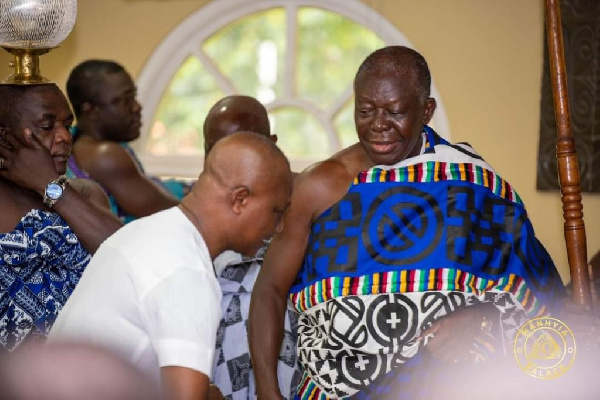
[50,132,293,400]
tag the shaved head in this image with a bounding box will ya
[202,131,290,194]
[355,46,431,101]
[203,95,271,155]
[189,131,292,257]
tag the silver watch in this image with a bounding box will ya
[43,176,67,207]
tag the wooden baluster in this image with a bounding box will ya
[544,0,591,308]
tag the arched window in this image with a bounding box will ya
[136,0,450,177]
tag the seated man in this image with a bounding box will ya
[49,132,293,400]
[249,46,566,398]
[65,60,184,223]
[0,83,122,352]
[204,96,300,399]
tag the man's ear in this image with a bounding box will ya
[422,97,437,125]
[230,186,250,215]
[82,101,94,117]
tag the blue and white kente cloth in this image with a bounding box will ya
[0,209,90,352]
[213,249,301,400]
[289,126,565,399]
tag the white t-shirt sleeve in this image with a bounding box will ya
[138,267,221,378]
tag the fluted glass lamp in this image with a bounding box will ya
[0,0,77,84]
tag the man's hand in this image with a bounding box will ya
[418,303,493,364]
[0,128,59,195]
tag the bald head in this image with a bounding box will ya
[355,46,431,101]
[191,131,292,257]
[202,131,290,193]
[203,95,271,156]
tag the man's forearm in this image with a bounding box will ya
[249,285,287,399]
[52,184,123,253]
[161,366,209,400]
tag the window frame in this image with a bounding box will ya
[135,0,451,177]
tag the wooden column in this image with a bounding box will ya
[545,0,592,308]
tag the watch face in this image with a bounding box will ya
[46,183,64,200]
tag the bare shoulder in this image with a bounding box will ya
[295,143,370,221]
[74,140,139,176]
[68,178,111,210]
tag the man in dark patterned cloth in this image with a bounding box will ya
[205,95,301,399]
[248,46,567,399]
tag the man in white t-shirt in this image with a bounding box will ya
[49,132,293,400]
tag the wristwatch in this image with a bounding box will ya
[43,176,67,207]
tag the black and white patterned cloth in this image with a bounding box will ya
[212,250,301,399]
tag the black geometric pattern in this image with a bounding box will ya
[212,254,300,399]
[227,353,251,392]
[303,192,362,282]
[223,296,243,327]
[446,186,515,275]
[296,291,527,397]
[363,186,443,266]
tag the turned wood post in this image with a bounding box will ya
[544,0,591,308]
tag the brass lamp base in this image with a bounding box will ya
[1,47,53,85]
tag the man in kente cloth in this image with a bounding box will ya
[248,46,565,399]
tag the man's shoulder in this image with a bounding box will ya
[299,144,369,189]
[107,208,208,263]
[294,159,350,203]
[293,144,369,219]
[74,140,140,176]
[78,140,133,161]
[301,144,364,182]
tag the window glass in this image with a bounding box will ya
[146,6,384,164]
[147,56,225,155]
[270,107,330,159]
[203,8,286,103]
[296,7,384,108]
[334,98,358,149]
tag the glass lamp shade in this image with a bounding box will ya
[0,0,77,84]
